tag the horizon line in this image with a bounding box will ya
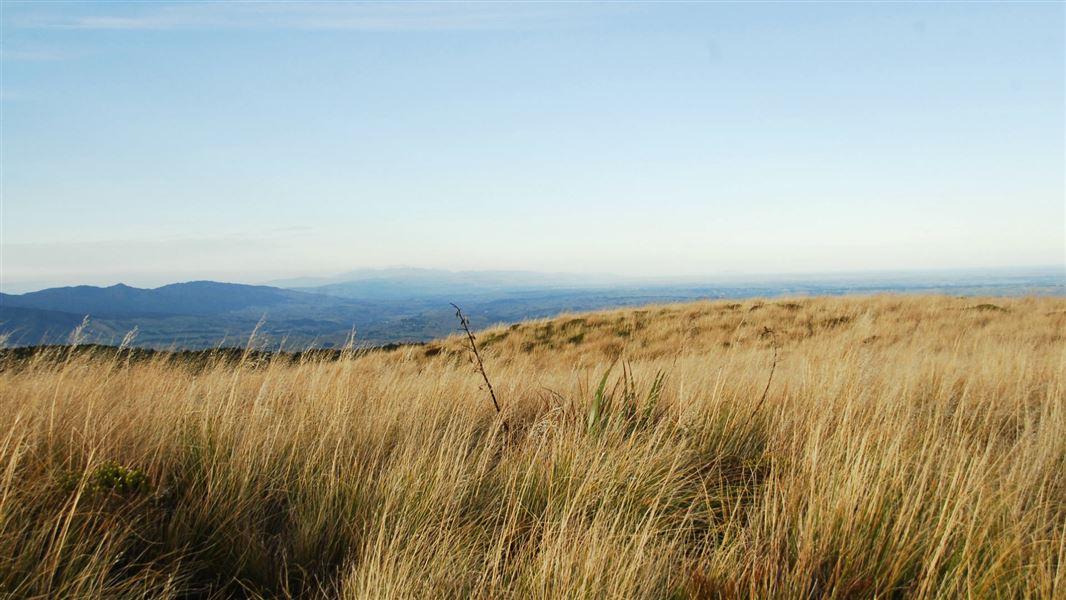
[3,263,1064,295]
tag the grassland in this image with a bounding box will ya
[0,295,1063,599]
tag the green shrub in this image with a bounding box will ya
[86,462,151,496]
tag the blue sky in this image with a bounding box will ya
[2,1,1063,291]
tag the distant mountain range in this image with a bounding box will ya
[2,267,1062,349]
[0,281,381,349]
[2,281,313,317]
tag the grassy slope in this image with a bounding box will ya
[0,295,1063,598]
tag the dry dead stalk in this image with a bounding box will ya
[451,303,502,414]
[750,326,778,419]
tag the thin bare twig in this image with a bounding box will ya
[451,303,502,414]
[750,326,778,419]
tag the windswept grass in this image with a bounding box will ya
[0,295,1063,598]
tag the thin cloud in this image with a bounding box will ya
[0,47,80,61]
[58,15,182,31]
[11,2,615,32]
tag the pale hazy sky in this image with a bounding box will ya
[2,1,1064,291]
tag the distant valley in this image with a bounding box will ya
[1,267,1062,349]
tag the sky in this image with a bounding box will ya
[1,1,1064,292]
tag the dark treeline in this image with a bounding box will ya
[0,342,425,372]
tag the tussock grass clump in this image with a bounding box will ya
[0,295,1063,598]
[969,302,1007,312]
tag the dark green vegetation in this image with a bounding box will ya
[0,343,421,372]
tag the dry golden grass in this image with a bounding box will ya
[0,295,1063,599]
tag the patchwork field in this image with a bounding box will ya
[0,295,1063,598]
